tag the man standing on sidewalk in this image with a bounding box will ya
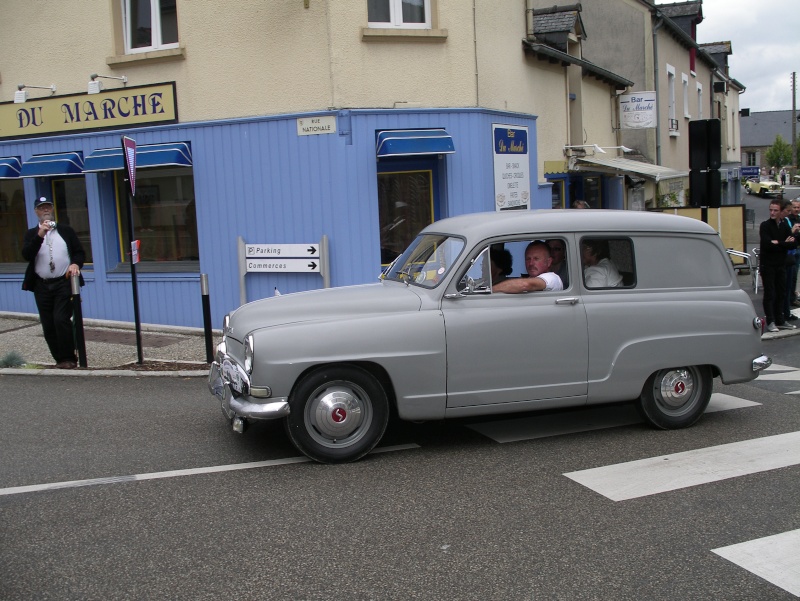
[21,197,85,368]
[760,199,797,332]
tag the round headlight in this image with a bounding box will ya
[244,334,254,374]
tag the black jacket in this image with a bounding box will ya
[759,218,795,267]
[21,224,86,291]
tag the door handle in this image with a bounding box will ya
[555,297,580,305]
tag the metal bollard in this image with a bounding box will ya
[200,274,214,363]
[71,274,88,368]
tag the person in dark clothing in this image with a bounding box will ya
[21,197,86,368]
[781,200,800,322]
[759,199,797,332]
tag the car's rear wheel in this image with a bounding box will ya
[284,365,389,463]
[637,365,712,429]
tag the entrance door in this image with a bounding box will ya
[377,158,440,266]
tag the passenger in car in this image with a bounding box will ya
[490,247,513,286]
[581,239,623,288]
[493,241,563,293]
[547,239,569,288]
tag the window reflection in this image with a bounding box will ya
[116,168,198,263]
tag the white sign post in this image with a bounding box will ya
[238,236,329,305]
[492,124,531,211]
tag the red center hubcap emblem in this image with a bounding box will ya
[331,407,347,423]
[674,381,686,395]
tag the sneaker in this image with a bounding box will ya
[766,322,779,332]
[777,323,797,330]
[787,314,799,321]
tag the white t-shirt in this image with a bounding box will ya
[535,271,563,291]
[584,258,623,288]
[35,229,70,279]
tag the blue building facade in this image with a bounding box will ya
[0,107,543,327]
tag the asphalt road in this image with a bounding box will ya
[1,352,799,600]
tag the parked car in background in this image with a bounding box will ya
[208,211,771,463]
[744,177,784,197]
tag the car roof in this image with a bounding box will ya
[422,209,718,240]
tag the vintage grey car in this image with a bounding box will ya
[208,210,771,463]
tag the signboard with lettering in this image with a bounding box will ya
[297,116,337,136]
[620,91,657,130]
[492,124,531,211]
[740,166,760,178]
[245,243,320,273]
[0,82,178,140]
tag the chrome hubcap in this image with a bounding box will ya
[657,369,695,408]
[306,384,371,446]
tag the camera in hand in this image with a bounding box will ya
[45,220,56,228]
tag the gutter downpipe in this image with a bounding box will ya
[652,13,664,165]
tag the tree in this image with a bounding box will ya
[765,134,792,171]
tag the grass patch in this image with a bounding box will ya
[0,351,26,368]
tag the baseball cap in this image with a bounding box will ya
[34,197,53,208]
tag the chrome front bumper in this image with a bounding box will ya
[752,355,772,372]
[207,353,290,421]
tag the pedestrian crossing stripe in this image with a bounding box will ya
[712,529,800,597]
[563,430,800,502]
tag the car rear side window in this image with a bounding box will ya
[580,237,636,289]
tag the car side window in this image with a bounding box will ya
[580,237,636,289]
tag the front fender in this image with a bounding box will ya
[249,310,448,421]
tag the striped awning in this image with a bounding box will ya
[376,129,455,158]
[20,152,85,178]
[83,142,193,172]
[0,156,22,179]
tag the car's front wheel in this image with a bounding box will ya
[637,366,712,429]
[284,365,389,463]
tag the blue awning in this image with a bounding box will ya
[20,152,85,178]
[83,142,193,172]
[376,129,455,158]
[0,156,22,179]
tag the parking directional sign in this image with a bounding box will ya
[246,244,319,259]
[247,258,320,273]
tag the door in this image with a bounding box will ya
[442,239,589,408]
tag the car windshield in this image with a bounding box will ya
[383,234,465,288]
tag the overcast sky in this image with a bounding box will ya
[656,0,798,113]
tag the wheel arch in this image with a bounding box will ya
[290,360,399,416]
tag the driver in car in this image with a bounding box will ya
[492,241,563,293]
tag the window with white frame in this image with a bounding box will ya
[368,0,431,28]
[682,73,690,118]
[697,83,703,119]
[667,64,677,133]
[123,0,179,54]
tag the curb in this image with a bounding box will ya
[0,367,208,377]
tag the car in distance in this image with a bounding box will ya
[744,177,784,197]
[208,210,771,463]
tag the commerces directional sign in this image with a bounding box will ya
[237,236,330,305]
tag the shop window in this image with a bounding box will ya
[0,180,28,264]
[124,0,179,53]
[368,0,431,28]
[378,169,433,265]
[114,167,198,265]
[52,179,93,264]
[550,180,565,209]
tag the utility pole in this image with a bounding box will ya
[792,72,797,178]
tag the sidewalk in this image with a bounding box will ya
[0,311,221,377]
